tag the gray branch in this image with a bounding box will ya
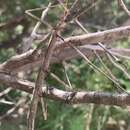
[1,26,130,73]
[0,73,130,106]
[1,45,130,73]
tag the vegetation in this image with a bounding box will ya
[1,0,130,130]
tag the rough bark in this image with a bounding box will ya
[0,73,130,106]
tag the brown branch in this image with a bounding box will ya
[56,26,130,50]
[0,73,130,106]
[1,25,130,73]
[27,3,52,130]
[1,44,130,73]
[28,69,44,130]
[0,73,33,93]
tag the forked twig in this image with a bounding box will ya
[24,3,52,52]
[25,8,52,29]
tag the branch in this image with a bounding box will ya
[0,73,130,106]
[1,25,130,73]
[27,3,52,130]
[1,44,130,73]
[0,73,33,93]
[23,4,51,52]
[56,26,130,49]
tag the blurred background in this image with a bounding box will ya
[1,0,130,130]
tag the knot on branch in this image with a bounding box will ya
[64,91,77,104]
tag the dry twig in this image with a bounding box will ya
[94,50,124,92]
[50,72,70,89]
[107,53,130,80]
[23,4,52,52]
[0,88,12,98]
[0,73,130,106]
[69,44,129,94]
[27,3,51,130]
[1,24,130,74]
[62,61,73,90]
[118,0,130,17]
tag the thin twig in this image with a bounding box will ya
[62,61,73,90]
[118,0,130,17]
[100,106,110,130]
[76,2,98,20]
[27,3,52,130]
[107,53,130,80]
[40,97,47,120]
[0,88,12,98]
[25,8,52,29]
[50,72,70,90]
[57,0,68,11]
[75,19,118,61]
[24,3,51,52]
[85,104,94,130]
[69,43,129,94]
[75,19,88,33]
[93,50,123,92]
[1,73,130,106]
[0,99,14,105]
